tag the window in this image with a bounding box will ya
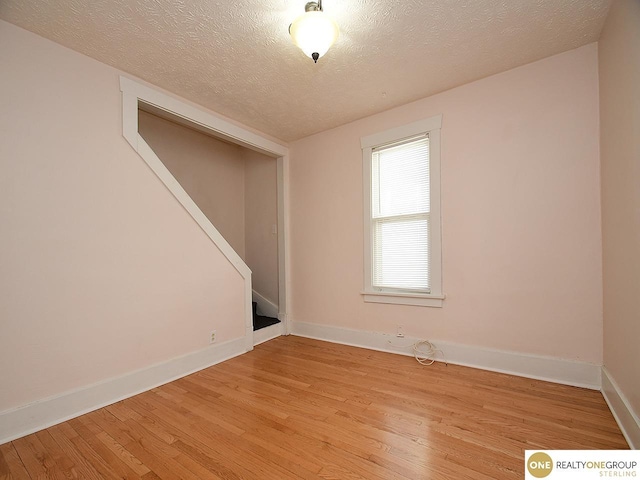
[361,115,443,307]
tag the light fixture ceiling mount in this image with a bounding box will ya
[289,0,339,63]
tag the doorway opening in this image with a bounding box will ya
[120,77,290,350]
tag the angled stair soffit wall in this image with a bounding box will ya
[119,76,290,350]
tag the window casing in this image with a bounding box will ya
[361,115,444,307]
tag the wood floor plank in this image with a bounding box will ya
[35,429,80,479]
[0,336,628,479]
[66,417,137,480]
[0,443,30,480]
[47,423,107,480]
[0,443,12,480]
[96,430,150,476]
[11,432,68,479]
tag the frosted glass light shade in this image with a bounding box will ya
[289,11,339,62]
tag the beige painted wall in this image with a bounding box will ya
[599,0,640,419]
[0,20,245,413]
[290,44,603,363]
[244,150,279,306]
[138,111,246,258]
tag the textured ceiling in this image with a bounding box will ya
[0,0,611,142]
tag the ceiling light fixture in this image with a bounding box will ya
[289,1,339,63]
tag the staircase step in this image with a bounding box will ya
[252,301,279,331]
[253,314,280,331]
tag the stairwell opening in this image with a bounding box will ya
[119,76,290,349]
[137,109,280,333]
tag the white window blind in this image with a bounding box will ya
[371,135,430,292]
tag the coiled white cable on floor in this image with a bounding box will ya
[412,340,445,365]
[387,338,447,366]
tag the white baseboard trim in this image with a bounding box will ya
[0,337,246,445]
[252,290,279,319]
[601,367,640,449]
[290,321,602,390]
[253,322,284,346]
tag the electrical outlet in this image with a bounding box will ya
[209,330,217,344]
[396,325,404,338]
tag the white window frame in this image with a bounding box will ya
[361,115,444,308]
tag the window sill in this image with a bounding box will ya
[361,291,445,308]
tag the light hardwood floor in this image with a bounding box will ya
[0,336,628,479]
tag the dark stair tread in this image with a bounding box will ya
[252,301,280,331]
[253,314,280,331]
